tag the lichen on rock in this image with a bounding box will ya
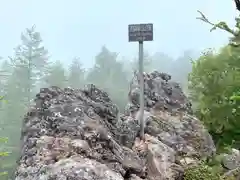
[14,71,217,180]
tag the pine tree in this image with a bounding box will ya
[44,60,67,88]
[9,25,49,104]
[87,46,119,87]
[0,26,49,177]
[68,57,85,88]
[86,46,129,111]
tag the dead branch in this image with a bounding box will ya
[196,1,240,47]
[196,10,238,36]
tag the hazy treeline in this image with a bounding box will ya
[2,19,240,179]
[0,26,194,179]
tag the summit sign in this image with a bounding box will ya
[128,23,153,42]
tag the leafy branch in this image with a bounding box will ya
[196,10,238,36]
[196,1,240,47]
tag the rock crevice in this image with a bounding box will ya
[15,71,216,180]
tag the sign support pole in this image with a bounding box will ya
[138,41,145,140]
[128,23,153,141]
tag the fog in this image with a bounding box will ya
[0,0,235,67]
[0,1,240,179]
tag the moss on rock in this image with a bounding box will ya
[184,163,222,180]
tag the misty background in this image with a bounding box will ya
[0,1,239,179]
[0,0,236,67]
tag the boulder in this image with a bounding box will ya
[127,71,216,179]
[15,71,216,180]
[220,148,240,179]
[15,85,143,180]
[222,148,240,170]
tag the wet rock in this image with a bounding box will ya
[127,71,216,179]
[16,156,124,180]
[15,85,143,180]
[128,174,145,180]
[144,134,177,179]
[127,71,193,115]
[15,71,216,180]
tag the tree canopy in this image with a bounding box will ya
[188,1,240,151]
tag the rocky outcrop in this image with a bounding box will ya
[15,71,216,180]
[15,85,142,180]
[221,148,240,179]
[127,71,216,179]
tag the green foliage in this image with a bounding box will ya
[184,161,238,180]
[0,26,50,179]
[196,10,240,46]
[230,95,240,101]
[188,46,240,151]
[194,7,240,152]
[0,137,8,178]
[184,156,239,180]
[184,162,222,180]
[0,25,202,179]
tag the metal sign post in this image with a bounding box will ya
[128,23,153,140]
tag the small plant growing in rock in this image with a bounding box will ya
[0,137,9,177]
[184,162,222,180]
[184,159,238,180]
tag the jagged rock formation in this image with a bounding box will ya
[126,71,216,179]
[126,71,192,115]
[15,71,216,180]
[15,85,141,180]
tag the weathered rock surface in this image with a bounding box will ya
[15,71,216,180]
[222,148,240,170]
[15,85,142,180]
[221,148,240,179]
[127,71,216,179]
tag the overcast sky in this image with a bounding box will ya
[0,0,237,67]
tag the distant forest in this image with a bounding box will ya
[1,12,240,178]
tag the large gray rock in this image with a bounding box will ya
[127,71,216,180]
[15,71,216,180]
[221,149,240,180]
[127,71,192,115]
[222,148,240,170]
[15,85,143,180]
